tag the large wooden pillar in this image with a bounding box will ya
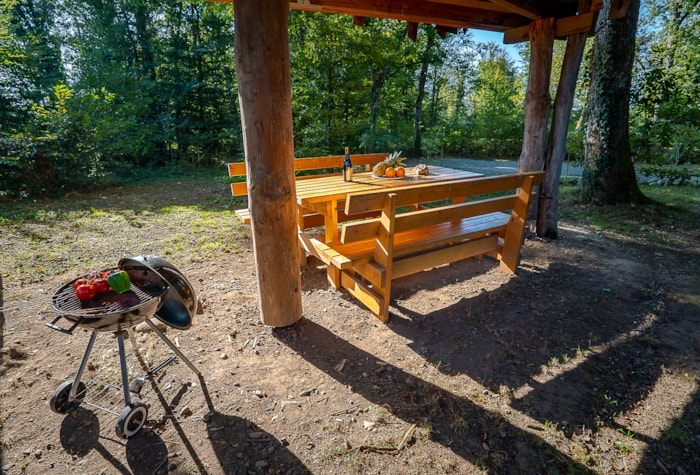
[519,18,555,174]
[537,32,589,238]
[234,0,302,327]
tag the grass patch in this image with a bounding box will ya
[0,169,247,283]
[558,182,699,244]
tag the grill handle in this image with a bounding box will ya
[46,315,83,335]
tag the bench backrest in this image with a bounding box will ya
[341,172,544,273]
[341,172,542,242]
[228,153,389,196]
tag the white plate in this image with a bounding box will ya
[371,174,405,180]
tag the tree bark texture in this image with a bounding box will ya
[536,32,588,239]
[519,18,554,175]
[583,0,645,204]
[234,0,302,327]
[413,30,435,157]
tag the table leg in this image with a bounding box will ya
[297,205,308,267]
[325,200,341,289]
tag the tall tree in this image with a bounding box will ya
[469,47,523,157]
[412,26,436,157]
[582,0,646,203]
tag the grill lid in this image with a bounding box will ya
[118,256,196,330]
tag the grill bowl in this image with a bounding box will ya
[51,265,169,332]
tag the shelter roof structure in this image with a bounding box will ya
[284,0,620,43]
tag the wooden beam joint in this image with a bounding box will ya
[407,21,419,41]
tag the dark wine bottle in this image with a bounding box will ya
[343,146,353,182]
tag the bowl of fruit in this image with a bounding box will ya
[372,151,408,179]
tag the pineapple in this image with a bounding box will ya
[372,151,407,176]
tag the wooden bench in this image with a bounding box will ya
[228,153,389,224]
[298,171,544,322]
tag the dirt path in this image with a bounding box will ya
[1,172,698,474]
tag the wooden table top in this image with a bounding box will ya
[295,165,483,206]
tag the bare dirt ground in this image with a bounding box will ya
[1,169,699,474]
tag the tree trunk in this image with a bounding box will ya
[519,18,554,221]
[583,0,645,204]
[234,0,302,327]
[536,32,588,239]
[413,31,435,157]
[367,66,388,152]
[519,18,554,174]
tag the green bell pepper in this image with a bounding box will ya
[107,270,131,293]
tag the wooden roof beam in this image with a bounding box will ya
[504,11,596,43]
[503,0,624,44]
[487,0,543,20]
[435,25,458,38]
[287,0,530,31]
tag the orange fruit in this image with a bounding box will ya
[395,167,405,177]
[384,167,396,178]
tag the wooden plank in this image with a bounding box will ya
[325,199,341,288]
[342,195,516,242]
[228,162,247,177]
[488,0,542,19]
[297,232,352,267]
[236,207,324,227]
[235,208,251,223]
[284,0,530,31]
[344,173,541,215]
[336,213,510,262]
[392,234,499,279]
[351,260,386,289]
[373,193,396,319]
[231,182,248,197]
[500,175,536,273]
[229,153,388,177]
[504,12,597,44]
[339,271,385,320]
[298,166,483,205]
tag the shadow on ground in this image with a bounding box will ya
[288,229,700,472]
[276,319,595,473]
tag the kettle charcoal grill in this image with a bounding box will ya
[46,258,201,439]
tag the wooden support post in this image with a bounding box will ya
[519,18,554,174]
[234,0,302,327]
[537,4,592,238]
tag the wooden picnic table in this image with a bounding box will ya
[295,165,483,243]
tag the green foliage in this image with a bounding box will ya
[3,0,699,199]
[630,0,700,165]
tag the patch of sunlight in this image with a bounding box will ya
[200,241,222,252]
[89,207,106,217]
[159,205,196,214]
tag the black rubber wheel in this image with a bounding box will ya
[115,402,148,439]
[50,380,87,414]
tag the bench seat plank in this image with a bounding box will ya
[332,212,509,265]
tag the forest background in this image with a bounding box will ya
[0,0,698,198]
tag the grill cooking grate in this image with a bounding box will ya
[52,266,167,318]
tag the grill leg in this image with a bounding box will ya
[69,329,97,400]
[117,333,132,406]
[146,319,201,377]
